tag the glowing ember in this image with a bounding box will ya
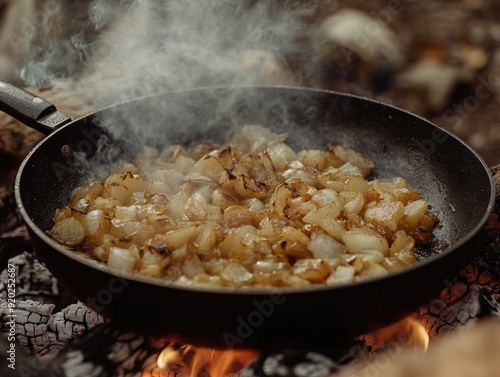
[143,342,258,377]
[142,318,429,376]
[358,317,430,355]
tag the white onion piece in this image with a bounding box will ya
[236,225,259,245]
[357,249,386,264]
[162,226,197,250]
[173,155,195,174]
[73,197,90,212]
[103,183,132,205]
[345,175,370,193]
[358,262,388,279]
[182,258,204,278]
[221,262,252,285]
[293,259,331,283]
[148,169,184,193]
[70,183,101,205]
[254,260,286,273]
[318,218,346,241]
[327,265,356,284]
[148,181,171,194]
[108,247,135,273]
[231,124,287,153]
[193,225,217,253]
[338,162,362,175]
[311,189,339,207]
[364,201,404,231]
[246,198,265,213]
[307,232,345,259]
[49,217,85,247]
[121,173,147,193]
[110,219,141,238]
[282,226,310,245]
[83,209,108,237]
[341,229,389,255]
[302,202,343,225]
[194,155,226,183]
[342,191,365,215]
[404,199,428,229]
[115,206,138,220]
[266,142,297,168]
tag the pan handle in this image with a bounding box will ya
[0,80,72,135]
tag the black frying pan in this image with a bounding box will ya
[1,81,495,349]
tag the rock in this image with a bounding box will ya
[321,8,404,69]
[394,59,462,113]
[394,42,489,114]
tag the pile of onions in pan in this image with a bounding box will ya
[48,125,438,288]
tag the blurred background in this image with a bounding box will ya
[0,0,499,166]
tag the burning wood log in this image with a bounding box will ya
[0,322,166,377]
[0,248,165,377]
[240,343,369,377]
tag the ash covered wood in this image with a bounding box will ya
[0,252,105,356]
[27,324,166,377]
[240,343,369,377]
[0,322,167,377]
[0,249,168,377]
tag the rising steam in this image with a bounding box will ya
[21,0,327,106]
[22,0,333,181]
[86,0,326,105]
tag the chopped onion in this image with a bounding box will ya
[49,217,85,247]
[341,229,389,255]
[293,259,331,283]
[364,201,404,231]
[108,247,136,273]
[147,169,184,193]
[307,232,345,259]
[83,209,109,241]
[311,189,339,207]
[221,262,252,285]
[267,142,297,168]
[327,265,356,284]
[404,199,428,229]
[115,206,138,220]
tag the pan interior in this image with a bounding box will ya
[16,86,494,290]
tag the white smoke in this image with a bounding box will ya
[80,0,324,106]
[14,0,334,179]
[16,0,328,103]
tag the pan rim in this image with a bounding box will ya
[14,85,496,296]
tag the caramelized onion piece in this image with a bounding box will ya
[49,217,85,247]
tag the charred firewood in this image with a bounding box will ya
[240,342,369,377]
[0,251,105,356]
[0,251,75,310]
[0,323,167,377]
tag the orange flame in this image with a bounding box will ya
[144,342,258,377]
[359,317,430,355]
[144,317,429,376]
